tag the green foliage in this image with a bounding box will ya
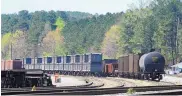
[43,52,51,57]
[102,25,122,59]
[1,32,12,48]
[118,0,182,63]
[1,31,25,59]
[127,88,136,94]
[62,12,123,54]
[1,32,12,59]
[54,17,65,30]
[1,0,182,64]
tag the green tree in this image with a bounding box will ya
[102,25,121,59]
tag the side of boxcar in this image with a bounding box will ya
[1,60,23,70]
[102,59,118,76]
[22,53,103,74]
[118,54,140,78]
[117,52,165,81]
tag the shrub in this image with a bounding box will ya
[127,88,136,94]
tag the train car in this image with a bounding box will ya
[1,60,22,70]
[139,52,165,80]
[1,60,52,88]
[54,56,64,71]
[128,54,140,78]
[117,52,165,81]
[103,59,118,76]
[12,52,165,81]
[22,53,103,75]
[88,53,103,72]
[23,57,34,69]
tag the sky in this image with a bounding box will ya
[1,0,138,14]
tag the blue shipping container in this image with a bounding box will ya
[47,57,52,63]
[75,55,80,63]
[90,63,102,72]
[26,58,32,64]
[66,56,71,63]
[91,54,102,63]
[84,55,89,62]
[37,58,42,64]
[57,56,62,63]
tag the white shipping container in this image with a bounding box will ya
[49,64,54,70]
[69,64,72,71]
[72,64,75,71]
[35,64,42,69]
[54,64,59,70]
[59,64,63,70]
[45,65,50,70]
[64,64,68,71]
[24,65,28,69]
[78,64,82,71]
[31,58,35,64]
[28,65,34,69]
[41,65,45,70]
[82,64,90,71]
[73,64,76,71]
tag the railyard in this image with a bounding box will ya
[2,74,182,95]
[1,52,182,95]
[2,0,182,95]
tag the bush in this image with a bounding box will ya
[127,88,136,94]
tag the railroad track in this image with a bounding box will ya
[2,85,182,95]
[1,80,105,93]
[141,89,182,95]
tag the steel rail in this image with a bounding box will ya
[2,85,182,95]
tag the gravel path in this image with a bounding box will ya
[75,76,123,88]
[51,75,179,88]
[51,75,86,87]
[109,77,175,86]
[71,76,174,88]
[161,75,182,85]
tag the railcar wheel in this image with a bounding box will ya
[157,74,163,81]
[141,75,144,80]
[151,77,155,81]
[145,74,149,80]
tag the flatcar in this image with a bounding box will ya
[1,60,52,88]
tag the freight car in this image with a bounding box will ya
[102,59,118,76]
[1,60,52,88]
[14,52,165,81]
[22,53,103,76]
[139,52,165,80]
[103,52,165,81]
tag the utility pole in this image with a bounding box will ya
[11,42,12,60]
[11,32,13,60]
[176,17,180,63]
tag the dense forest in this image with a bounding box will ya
[1,0,182,65]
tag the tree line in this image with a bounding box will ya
[102,0,182,64]
[1,0,182,65]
